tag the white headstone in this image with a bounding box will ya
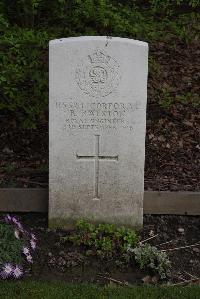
[49,36,148,228]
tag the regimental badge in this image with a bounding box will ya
[75,49,121,98]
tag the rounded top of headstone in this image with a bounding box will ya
[49,36,148,48]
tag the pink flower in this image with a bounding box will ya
[12,216,18,222]
[13,265,23,279]
[26,255,33,263]
[30,240,36,250]
[4,214,12,224]
[0,263,13,279]
[22,247,30,256]
[16,221,23,231]
[31,233,37,241]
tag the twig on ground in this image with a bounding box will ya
[184,271,199,280]
[170,278,199,287]
[160,242,200,252]
[156,240,174,247]
[140,234,159,244]
[98,275,128,286]
[173,275,188,282]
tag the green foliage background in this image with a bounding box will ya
[0,0,199,127]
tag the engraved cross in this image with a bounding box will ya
[76,135,118,200]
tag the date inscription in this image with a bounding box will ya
[55,100,144,131]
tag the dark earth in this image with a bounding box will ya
[9,213,199,286]
[0,40,199,191]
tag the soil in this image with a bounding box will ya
[0,40,199,191]
[9,213,200,285]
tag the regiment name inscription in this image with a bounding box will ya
[55,100,144,131]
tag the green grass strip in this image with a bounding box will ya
[0,281,200,299]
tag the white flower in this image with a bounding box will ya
[16,222,23,231]
[30,240,36,250]
[12,216,19,224]
[4,214,12,223]
[3,263,13,274]
[22,247,30,255]
[7,215,12,221]
[31,233,37,241]
[14,229,20,239]
[26,255,33,263]
[0,263,13,278]
[13,265,23,279]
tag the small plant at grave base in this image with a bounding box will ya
[0,215,37,280]
[131,243,171,279]
[61,219,139,258]
[158,87,174,109]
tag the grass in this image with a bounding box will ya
[0,281,199,299]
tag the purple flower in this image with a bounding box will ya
[22,247,30,256]
[30,240,36,250]
[4,215,24,233]
[0,263,13,279]
[16,221,24,231]
[26,255,33,263]
[4,214,12,224]
[31,233,37,241]
[13,265,23,279]
[11,216,20,225]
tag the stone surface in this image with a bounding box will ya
[49,36,148,228]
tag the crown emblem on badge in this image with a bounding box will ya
[76,49,121,97]
[88,49,110,64]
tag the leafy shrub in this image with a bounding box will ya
[0,0,199,126]
[0,28,50,128]
[62,219,172,279]
[0,215,37,279]
[132,243,171,279]
[0,221,24,266]
[62,219,139,258]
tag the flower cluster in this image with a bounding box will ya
[21,232,37,264]
[4,215,23,230]
[0,263,23,279]
[0,214,37,280]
